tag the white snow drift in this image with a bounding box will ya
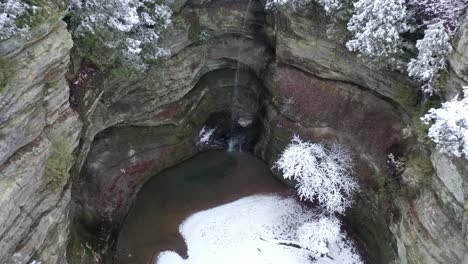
[156,194,362,264]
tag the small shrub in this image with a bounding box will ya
[422,86,468,159]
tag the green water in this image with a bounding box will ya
[114,150,289,264]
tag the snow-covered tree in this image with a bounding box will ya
[407,0,468,34]
[273,135,359,214]
[346,0,410,67]
[405,1,466,94]
[297,215,341,257]
[315,0,345,15]
[422,86,468,159]
[0,0,29,40]
[408,21,453,95]
[71,0,173,71]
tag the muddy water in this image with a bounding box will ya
[114,151,291,264]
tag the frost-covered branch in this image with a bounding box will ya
[315,0,344,15]
[407,0,468,34]
[266,0,346,14]
[273,135,359,214]
[0,0,30,40]
[71,0,173,71]
[265,0,311,10]
[408,21,453,95]
[422,86,468,159]
[346,0,410,68]
[405,0,467,94]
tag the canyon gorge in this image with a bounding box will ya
[0,0,466,263]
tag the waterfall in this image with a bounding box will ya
[229,0,254,152]
[227,135,245,152]
[233,0,254,96]
[227,137,238,152]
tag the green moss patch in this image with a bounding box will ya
[0,57,15,94]
[44,136,74,188]
[395,83,418,112]
[408,155,433,180]
[411,99,441,143]
[16,0,66,31]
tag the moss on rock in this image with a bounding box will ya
[394,83,419,113]
[44,136,74,188]
[0,56,15,93]
[411,98,441,144]
[408,155,433,180]
[16,0,66,32]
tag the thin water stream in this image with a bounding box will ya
[229,0,254,152]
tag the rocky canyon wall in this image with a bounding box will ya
[0,1,466,263]
[257,8,467,264]
[0,3,81,263]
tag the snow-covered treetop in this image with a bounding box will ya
[346,0,410,68]
[71,0,173,71]
[0,0,30,41]
[407,0,468,34]
[422,86,468,159]
[273,135,359,214]
[408,21,453,95]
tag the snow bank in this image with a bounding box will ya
[156,194,362,264]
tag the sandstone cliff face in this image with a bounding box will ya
[446,15,468,99]
[0,12,82,264]
[443,15,468,263]
[0,1,466,263]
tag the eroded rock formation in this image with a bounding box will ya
[0,6,82,263]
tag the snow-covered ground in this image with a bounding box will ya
[156,194,363,264]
